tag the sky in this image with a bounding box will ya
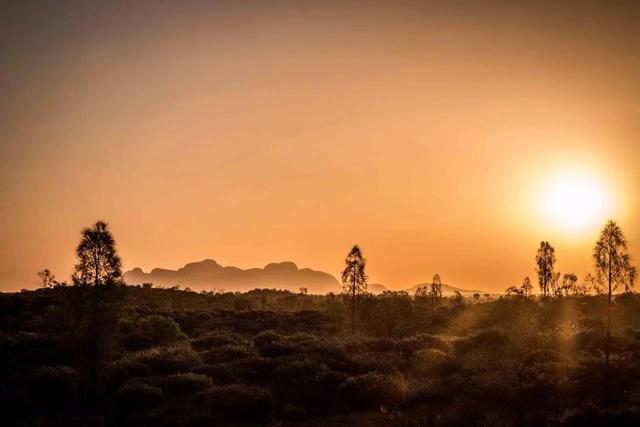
[1,0,639,292]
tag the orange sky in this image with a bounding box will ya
[1,1,639,292]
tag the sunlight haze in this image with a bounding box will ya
[1,0,638,292]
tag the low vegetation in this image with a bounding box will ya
[3,285,640,426]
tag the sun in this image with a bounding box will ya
[539,171,611,232]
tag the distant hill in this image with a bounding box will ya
[124,259,340,294]
[366,283,389,294]
[404,282,487,297]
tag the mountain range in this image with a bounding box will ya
[124,259,340,294]
[124,259,487,296]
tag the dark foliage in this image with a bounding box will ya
[3,285,640,426]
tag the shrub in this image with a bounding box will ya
[195,384,274,422]
[254,331,302,358]
[453,329,506,356]
[191,331,245,351]
[194,363,239,384]
[396,336,422,359]
[339,372,406,408]
[135,315,187,347]
[116,383,163,412]
[28,365,78,412]
[120,332,154,351]
[560,405,640,427]
[105,357,152,389]
[279,403,307,420]
[413,349,451,375]
[159,373,212,397]
[346,337,395,353]
[136,346,201,375]
[195,356,277,385]
[416,333,451,352]
[201,344,253,364]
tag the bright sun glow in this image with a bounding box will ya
[540,171,611,232]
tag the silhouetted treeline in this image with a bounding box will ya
[3,284,640,426]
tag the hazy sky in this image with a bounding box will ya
[1,0,639,292]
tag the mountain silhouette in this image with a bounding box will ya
[404,282,487,296]
[124,259,340,294]
[366,283,389,294]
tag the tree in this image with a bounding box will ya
[521,276,533,297]
[593,220,637,398]
[583,273,603,294]
[450,290,464,306]
[73,221,122,287]
[72,220,122,402]
[459,313,552,425]
[341,245,367,335]
[506,277,536,298]
[415,286,429,300]
[505,286,523,297]
[37,269,57,288]
[376,291,412,338]
[554,273,581,298]
[429,274,442,316]
[536,241,556,297]
[622,263,637,293]
[431,274,442,299]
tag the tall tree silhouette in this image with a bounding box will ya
[521,276,533,297]
[341,245,367,335]
[73,220,122,402]
[536,242,556,297]
[430,274,442,316]
[73,221,122,287]
[593,220,637,403]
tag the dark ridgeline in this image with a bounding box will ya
[124,259,340,294]
[1,220,640,426]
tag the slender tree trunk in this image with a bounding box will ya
[606,258,612,368]
[90,280,99,403]
[90,250,101,403]
[604,250,612,406]
[351,275,356,335]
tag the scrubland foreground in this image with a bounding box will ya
[2,285,640,426]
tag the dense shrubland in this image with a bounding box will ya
[3,285,640,426]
